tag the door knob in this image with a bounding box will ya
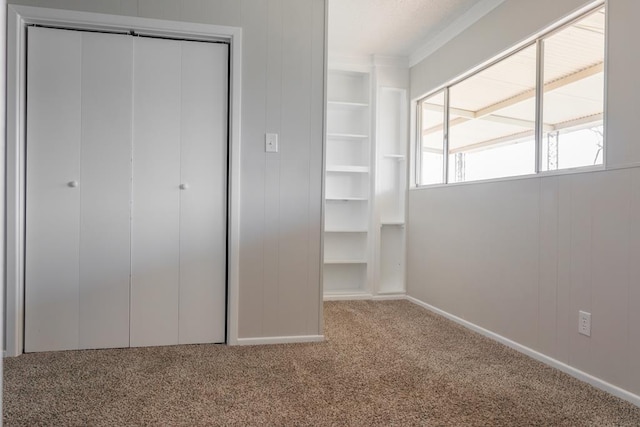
[179,183,189,190]
[67,181,79,188]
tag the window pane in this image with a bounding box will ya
[541,7,605,171]
[448,44,537,183]
[419,91,445,185]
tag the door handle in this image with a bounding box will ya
[67,181,79,188]
[179,183,189,190]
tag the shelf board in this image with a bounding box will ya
[325,228,368,233]
[383,154,406,161]
[324,259,368,265]
[327,101,369,108]
[381,221,405,226]
[327,133,368,140]
[326,165,370,173]
[325,197,369,202]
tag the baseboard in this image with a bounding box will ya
[324,293,373,301]
[372,294,406,301]
[324,292,407,301]
[235,335,325,346]
[405,295,640,408]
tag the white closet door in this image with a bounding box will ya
[178,41,228,344]
[25,28,133,352]
[78,32,133,349]
[131,37,182,347]
[25,27,82,352]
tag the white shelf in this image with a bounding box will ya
[324,259,368,265]
[326,165,370,173]
[325,197,368,202]
[328,101,369,108]
[383,154,405,161]
[381,221,405,226]
[324,69,371,297]
[327,133,368,140]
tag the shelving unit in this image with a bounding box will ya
[375,87,408,295]
[323,64,409,300]
[324,70,372,296]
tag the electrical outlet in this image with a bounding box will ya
[578,311,591,337]
[265,133,278,153]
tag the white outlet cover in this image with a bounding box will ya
[578,311,591,337]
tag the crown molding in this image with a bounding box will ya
[372,54,410,68]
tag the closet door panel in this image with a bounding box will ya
[178,42,228,344]
[25,27,82,352]
[131,37,182,347]
[79,32,133,349]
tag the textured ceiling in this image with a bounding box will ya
[328,0,480,58]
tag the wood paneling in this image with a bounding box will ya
[237,0,268,338]
[408,167,640,396]
[537,176,559,358]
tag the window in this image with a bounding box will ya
[419,91,445,185]
[541,7,605,171]
[416,4,605,186]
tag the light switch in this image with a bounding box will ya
[265,133,278,153]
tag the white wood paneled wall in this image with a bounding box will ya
[8,0,326,341]
[238,0,324,338]
[407,168,640,396]
[408,0,640,399]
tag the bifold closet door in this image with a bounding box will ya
[25,28,133,352]
[131,37,228,347]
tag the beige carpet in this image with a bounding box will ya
[4,300,640,426]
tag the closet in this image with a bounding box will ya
[25,27,228,352]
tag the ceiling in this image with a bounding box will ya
[328,0,500,61]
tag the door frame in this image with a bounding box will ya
[5,5,243,356]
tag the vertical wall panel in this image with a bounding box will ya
[78,32,133,350]
[629,168,640,395]
[262,0,283,337]
[119,0,138,16]
[178,41,228,344]
[555,177,572,364]
[179,0,215,24]
[180,0,242,26]
[137,0,180,20]
[306,0,325,335]
[538,177,559,358]
[25,27,82,352]
[566,174,594,373]
[131,37,181,347]
[590,170,630,388]
[278,0,313,336]
[238,0,268,338]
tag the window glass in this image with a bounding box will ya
[541,7,605,171]
[419,91,445,185]
[448,44,537,183]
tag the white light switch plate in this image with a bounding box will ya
[265,133,278,153]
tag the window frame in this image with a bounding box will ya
[415,0,606,187]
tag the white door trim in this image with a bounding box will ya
[5,5,243,356]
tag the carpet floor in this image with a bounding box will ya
[4,300,640,426]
